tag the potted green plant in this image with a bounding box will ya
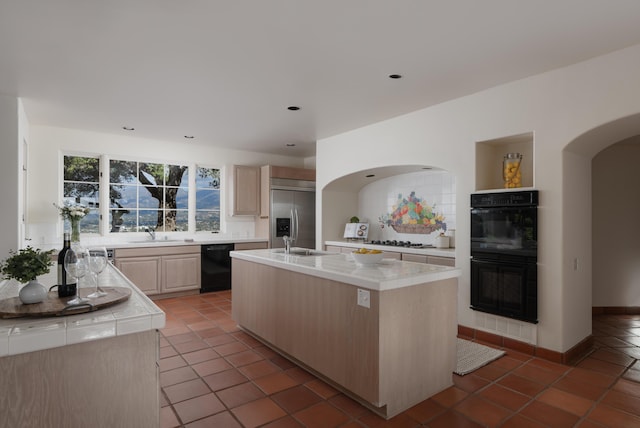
[0,246,55,304]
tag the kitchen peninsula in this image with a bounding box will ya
[0,264,165,427]
[230,249,461,418]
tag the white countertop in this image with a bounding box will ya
[0,263,165,357]
[324,240,456,258]
[230,248,461,291]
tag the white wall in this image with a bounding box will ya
[317,43,640,353]
[592,138,640,307]
[27,125,305,244]
[0,95,21,260]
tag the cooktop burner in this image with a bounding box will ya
[369,240,434,248]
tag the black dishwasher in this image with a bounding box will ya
[201,244,234,293]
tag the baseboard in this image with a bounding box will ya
[593,306,640,315]
[458,324,593,365]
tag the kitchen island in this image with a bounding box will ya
[0,264,165,428]
[230,249,461,419]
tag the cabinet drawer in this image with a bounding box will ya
[427,256,455,267]
[235,242,268,250]
[401,253,428,263]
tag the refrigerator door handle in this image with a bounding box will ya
[294,208,299,241]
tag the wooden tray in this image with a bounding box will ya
[0,287,132,319]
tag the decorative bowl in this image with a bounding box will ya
[351,251,384,265]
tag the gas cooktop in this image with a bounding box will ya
[368,240,434,248]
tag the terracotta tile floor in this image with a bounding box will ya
[156,293,640,427]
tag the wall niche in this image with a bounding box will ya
[475,132,534,191]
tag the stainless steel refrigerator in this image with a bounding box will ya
[270,178,316,249]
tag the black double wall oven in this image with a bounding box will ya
[470,191,538,323]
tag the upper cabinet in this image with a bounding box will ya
[232,165,261,216]
[475,132,534,191]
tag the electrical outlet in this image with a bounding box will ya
[357,289,370,308]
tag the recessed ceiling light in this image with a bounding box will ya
[286,143,296,147]
[122,126,135,131]
[388,74,402,79]
[287,106,300,111]
[184,135,194,139]
[366,174,375,178]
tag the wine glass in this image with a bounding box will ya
[64,247,90,305]
[87,246,108,298]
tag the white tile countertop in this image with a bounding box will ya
[0,263,165,357]
[324,240,456,258]
[230,248,461,291]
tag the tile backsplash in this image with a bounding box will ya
[358,170,456,245]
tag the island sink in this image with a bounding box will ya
[270,248,332,256]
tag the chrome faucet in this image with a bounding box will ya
[145,227,156,240]
[283,235,293,254]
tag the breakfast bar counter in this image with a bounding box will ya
[230,249,461,419]
[0,264,165,428]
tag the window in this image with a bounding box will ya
[63,155,100,233]
[109,160,189,232]
[195,167,221,232]
[62,155,221,234]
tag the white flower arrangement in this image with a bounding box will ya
[54,202,90,221]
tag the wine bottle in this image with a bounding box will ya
[57,232,77,298]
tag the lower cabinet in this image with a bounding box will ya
[115,246,201,296]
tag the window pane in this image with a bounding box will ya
[63,183,99,203]
[109,207,131,232]
[110,160,137,184]
[82,210,100,233]
[196,211,220,232]
[139,210,161,230]
[110,185,137,209]
[139,186,161,209]
[166,164,188,188]
[196,167,220,189]
[170,187,189,209]
[110,210,137,232]
[139,162,164,186]
[64,156,99,182]
[196,189,220,210]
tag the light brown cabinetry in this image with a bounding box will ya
[0,330,159,427]
[232,165,260,216]
[115,246,201,296]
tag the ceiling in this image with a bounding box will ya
[2,1,640,158]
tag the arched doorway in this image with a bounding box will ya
[563,113,640,342]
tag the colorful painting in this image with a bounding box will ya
[378,191,446,234]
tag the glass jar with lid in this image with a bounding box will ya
[503,153,523,188]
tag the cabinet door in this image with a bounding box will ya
[115,257,161,295]
[233,165,260,215]
[162,254,201,292]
